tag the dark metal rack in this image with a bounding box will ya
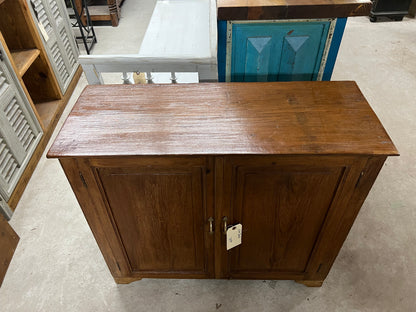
[66,0,97,54]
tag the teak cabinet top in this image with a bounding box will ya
[217,0,372,20]
[47,82,398,159]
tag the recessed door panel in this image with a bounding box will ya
[97,158,213,277]
[225,157,346,276]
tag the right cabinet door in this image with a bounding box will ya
[222,156,358,279]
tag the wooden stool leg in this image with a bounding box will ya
[114,276,142,284]
[108,0,120,26]
[295,280,324,287]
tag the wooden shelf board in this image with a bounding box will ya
[11,49,40,77]
[35,100,61,130]
[79,5,112,22]
[90,14,112,21]
[88,5,110,16]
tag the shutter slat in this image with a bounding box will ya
[31,0,52,33]
[51,42,70,85]
[0,153,12,173]
[5,163,18,183]
[23,133,35,150]
[0,69,9,94]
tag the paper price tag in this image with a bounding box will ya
[226,224,242,250]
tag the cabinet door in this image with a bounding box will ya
[0,42,42,200]
[231,22,330,82]
[95,157,214,278]
[222,156,350,279]
[28,0,78,93]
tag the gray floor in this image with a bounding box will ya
[84,0,156,54]
[1,5,416,311]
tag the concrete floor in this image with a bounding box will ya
[84,0,157,54]
[1,4,416,311]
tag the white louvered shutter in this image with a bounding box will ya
[28,0,78,93]
[0,42,43,200]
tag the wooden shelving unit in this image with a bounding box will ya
[10,49,40,76]
[0,0,62,127]
[0,0,82,210]
[34,100,61,130]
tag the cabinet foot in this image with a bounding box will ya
[295,280,324,287]
[114,276,142,284]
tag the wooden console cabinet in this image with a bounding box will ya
[48,82,398,286]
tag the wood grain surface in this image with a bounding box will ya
[217,0,372,20]
[227,158,344,274]
[95,157,215,278]
[0,214,19,287]
[50,82,397,286]
[48,82,398,158]
[10,49,40,76]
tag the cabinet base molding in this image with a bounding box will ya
[7,65,82,210]
[295,280,324,287]
[114,277,325,287]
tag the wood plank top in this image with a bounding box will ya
[217,0,372,20]
[47,82,398,158]
[11,49,40,77]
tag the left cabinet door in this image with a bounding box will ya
[91,157,215,280]
[0,41,42,201]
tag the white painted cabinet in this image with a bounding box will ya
[0,41,43,202]
[28,0,78,93]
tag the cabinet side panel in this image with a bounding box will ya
[59,158,132,279]
[305,156,387,281]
